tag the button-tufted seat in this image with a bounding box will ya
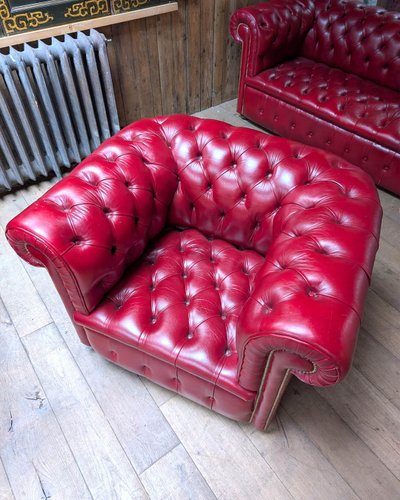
[6,115,382,430]
[230,0,400,195]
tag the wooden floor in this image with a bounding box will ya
[1,100,400,500]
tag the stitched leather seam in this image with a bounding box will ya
[281,229,378,264]
[238,329,340,384]
[278,201,381,248]
[210,349,233,410]
[82,326,253,401]
[245,81,400,156]
[7,227,89,313]
[325,205,381,247]
[289,266,364,323]
[240,335,336,381]
[250,347,317,424]
[253,262,364,323]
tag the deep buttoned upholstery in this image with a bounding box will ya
[231,0,400,195]
[6,115,382,430]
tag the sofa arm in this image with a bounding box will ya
[236,175,382,394]
[6,119,178,316]
[230,0,315,77]
[237,271,362,392]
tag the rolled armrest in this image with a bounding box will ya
[6,119,178,314]
[230,0,315,76]
[237,271,362,391]
[236,170,382,392]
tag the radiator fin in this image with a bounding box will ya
[0,29,120,192]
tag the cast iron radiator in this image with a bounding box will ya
[0,29,120,192]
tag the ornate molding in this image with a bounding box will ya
[0,0,53,33]
[112,0,148,14]
[65,0,109,18]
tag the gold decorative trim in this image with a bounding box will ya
[65,0,109,18]
[112,0,148,14]
[0,2,178,48]
[0,0,53,33]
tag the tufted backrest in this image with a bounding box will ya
[230,0,315,77]
[301,0,400,91]
[165,115,348,253]
[7,115,382,319]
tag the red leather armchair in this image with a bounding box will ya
[6,116,382,430]
[230,0,400,195]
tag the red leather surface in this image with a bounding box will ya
[230,0,315,77]
[231,0,400,195]
[236,145,382,390]
[75,228,263,399]
[6,115,382,428]
[87,329,255,422]
[5,127,178,314]
[242,83,400,194]
[249,58,400,152]
[301,0,400,91]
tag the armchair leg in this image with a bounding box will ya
[250,350,310,430]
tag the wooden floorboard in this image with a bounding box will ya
[354,328,400,411]
[160,397,292,499]
[363,289,400,358]
[1,101,400,499]
[240,411,358,500]
[22,323,147,499]
[0,458,14,500]
[0,229,52,338]
[0,300,91,500]
[139,444,216,500]
[317,368,400,479]
[283,380,400,499]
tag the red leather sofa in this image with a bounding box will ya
[230,0,400,195]
[6,116,382,430]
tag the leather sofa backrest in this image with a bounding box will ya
[166,115,314,254]
[301,0,400,91]
[232,0,315,76]
[164,115,381,267]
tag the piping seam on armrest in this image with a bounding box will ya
[249,348,317,423]
[238,334,328,381]
[6,227,89,314]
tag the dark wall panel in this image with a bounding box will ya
[100,0,257,126]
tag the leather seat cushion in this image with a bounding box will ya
[247,57,400,152]
[75,227,263,400]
